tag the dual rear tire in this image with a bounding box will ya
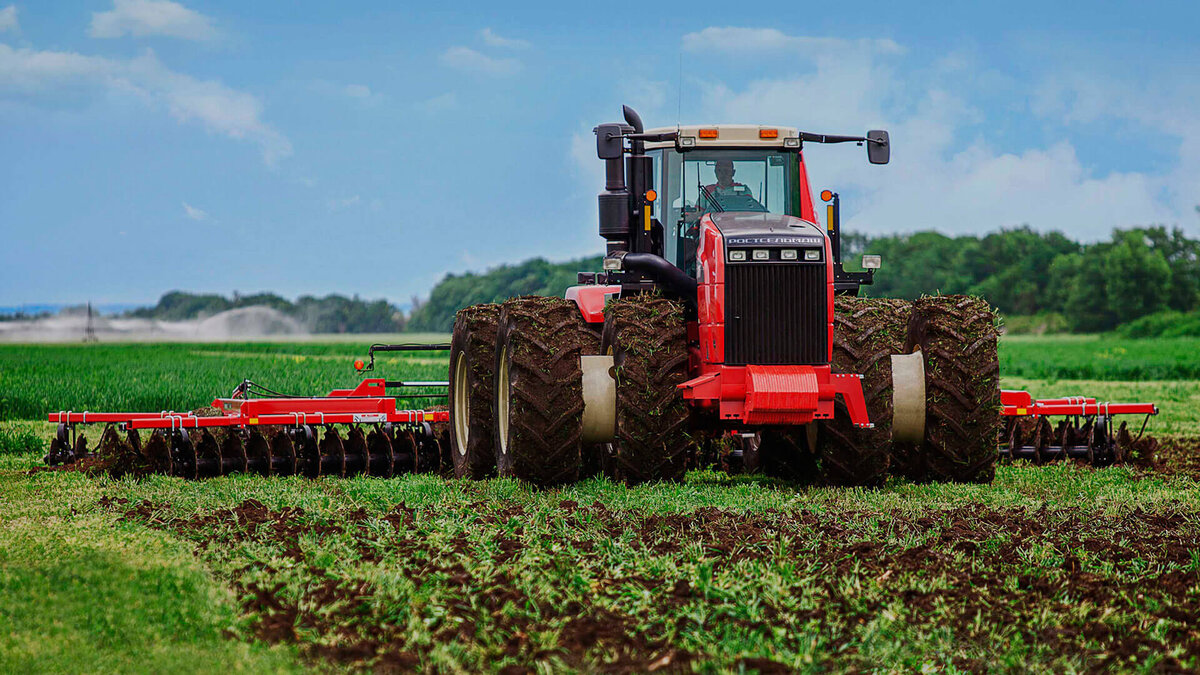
[449,295,691,486]
[822,295,1000,485]
[449,296,590,485]
[492,297,589,485]
[448,304,500,479]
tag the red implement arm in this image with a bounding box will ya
[49,378,449,430]
[1000,390,1158,418]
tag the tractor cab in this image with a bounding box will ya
[642,125,814,275]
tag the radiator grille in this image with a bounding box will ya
[724,263,828,365]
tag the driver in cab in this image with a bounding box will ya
[702,159,748,204]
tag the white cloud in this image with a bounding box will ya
[182,202,206,220]
[440,46,519,76]
[620,77,669,113]
[480,28,530,49]
[343,83,371,99]
[0,44,291,164]
[1031,70,1200,221]
[310,80,376,101]
[0,5,18,34]
[90,0,216,41]
[682,27,903,56]
[661,29,1197,241]
[417,91,457,114]
[327,195,361,212]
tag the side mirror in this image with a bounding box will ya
[866,130,889,165]
[595,123,626,160]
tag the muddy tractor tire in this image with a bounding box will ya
[601,296,691,484]
[820,297,912,486]
[449,304,500,479]
[492,296,589,486]
[744,427,819,481]
[909,295,1001,483]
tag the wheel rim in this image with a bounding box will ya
[452,352,469,456]
[497,342,511,456]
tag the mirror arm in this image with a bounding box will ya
[797,132,888,147]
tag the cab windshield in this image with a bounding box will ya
[651,149,799,274]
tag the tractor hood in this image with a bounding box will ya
[708,212,826,247]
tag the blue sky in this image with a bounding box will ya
[2,1,1198,306]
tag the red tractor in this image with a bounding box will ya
[449,106,1004,486]
[41,106,1155,482]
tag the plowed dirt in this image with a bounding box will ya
[103,492,1200,672]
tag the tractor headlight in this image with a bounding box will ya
[752,249,770,261]
[780,249,798,260]
[783,137,800,148]
[728,250,746,262]
[804,249,821,261]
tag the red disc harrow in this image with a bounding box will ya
[999,390,1158,466]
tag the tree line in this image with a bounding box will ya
[406,256,603,332]
[847,226,1199,332]
[409,226,1199,334]
[84,226,1200,336]
[127,291,406,333]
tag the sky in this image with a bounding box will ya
[2,0,1199,307]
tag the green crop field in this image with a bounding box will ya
[1,335,1198,672]
[1000,335,1200,381]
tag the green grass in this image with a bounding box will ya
[0,420,44,455]
[3,334,1191,419]
[1,334,1197,672]
[0,471,301,673]
[0,340,450,421]
[1000,335,1200,380]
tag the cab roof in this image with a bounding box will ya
[644,124,800,150]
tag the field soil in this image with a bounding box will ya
[2,337,1199,672]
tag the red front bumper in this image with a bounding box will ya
[677,364,871,427]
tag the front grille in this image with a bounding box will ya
[724,263,828,365]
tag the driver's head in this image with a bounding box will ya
[715,160,735,187]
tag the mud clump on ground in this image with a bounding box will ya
[101,494,1200,672]
[1138,435,1200,480]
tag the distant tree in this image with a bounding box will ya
[1138,226,1200,312]
[405,256,603,332]
[1103,230,1171,324]
[862,231,975,299]
[963,227,1079,315]
[1064,242,1119,332]
[127,291,404,333]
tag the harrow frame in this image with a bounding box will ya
[48,379,448,431]
[44,344,454,479]
[999,389,1158,465]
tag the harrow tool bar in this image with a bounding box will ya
[998,389,1157,466]
[44,378,450,479]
